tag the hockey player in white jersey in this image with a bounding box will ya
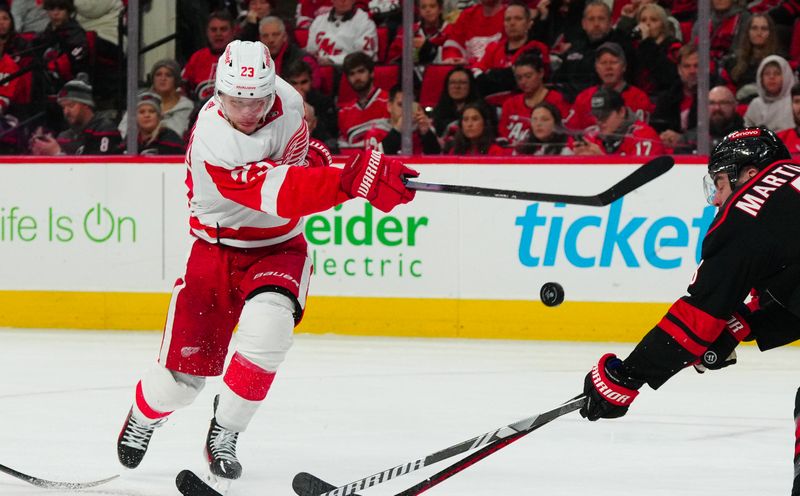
[117,40,417,483]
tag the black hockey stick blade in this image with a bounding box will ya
[0,462,118,490]
[293,472,364,496]
[405,155,674,206]
[293,395,586,496]
[176,469,224,496]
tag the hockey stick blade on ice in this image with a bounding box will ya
[292,395,586,496]
[176,470,224,496]
[404,155,674,206]
[0,462,119,490]
[299,429,531,496]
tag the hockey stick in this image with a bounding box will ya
[298,425,537,496]
[0,462,119,490]
[404,155,674,206]
[292,395,586,496]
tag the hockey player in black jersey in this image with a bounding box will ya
[578,127,800,493]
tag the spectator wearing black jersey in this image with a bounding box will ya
[552,0,634,101]
[35,0,90,96]
[29,75,120,155]
[619,3,681,99]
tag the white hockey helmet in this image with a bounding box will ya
[215,40,276,108]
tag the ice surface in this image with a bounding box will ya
[0,329,795,495]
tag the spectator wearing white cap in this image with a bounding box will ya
[29,75,121,155]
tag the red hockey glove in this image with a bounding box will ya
[581,353,644,421]
[306,139,333,168]
[340,150,418,213]
[694,312,752,373]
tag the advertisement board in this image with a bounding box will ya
[0,157,710,340]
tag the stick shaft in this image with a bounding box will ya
[311,396,586,496]
[406,155,674,206]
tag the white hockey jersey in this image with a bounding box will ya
[306,9,378,65]
[186,76,348,248]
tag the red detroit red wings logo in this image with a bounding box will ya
[205,160,278,211]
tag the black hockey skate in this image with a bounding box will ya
[205,396,243,480]
[117,408,165,468]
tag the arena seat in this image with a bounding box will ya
[419,64,458,109]
[376,26,390,63]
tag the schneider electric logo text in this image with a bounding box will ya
[0,204,136,243]
[304,203,427,278]
[515,199,716,269]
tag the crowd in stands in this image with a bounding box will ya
[0,0,799,157]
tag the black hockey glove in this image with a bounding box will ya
[580,354,644,421]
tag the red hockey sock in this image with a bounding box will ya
[223,352,276,401]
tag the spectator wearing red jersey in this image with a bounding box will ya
[567,42,653,130]
[337,51,391,150]
[515,101,573,155]
[776,84,800,154]
[237,0,272,42]
[693,0,750,61]
[0,4,33,67]
[473,1,551,99]
[431,66,482,142]
[307,0,378,66]
[765,0,800,29]
[0,6,23,114]
[444,101,507,155]
[387,0,450,65]
[573,86,663,156]
[182,11,236,102]
[441,0,505,65]
[618,3,681,98]
[498,52,570,148]
[721,13,783,95]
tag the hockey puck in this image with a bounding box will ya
[540,282,564,307]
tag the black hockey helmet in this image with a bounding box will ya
[708,126,790,188]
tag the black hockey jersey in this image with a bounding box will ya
[624,159,800,388]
